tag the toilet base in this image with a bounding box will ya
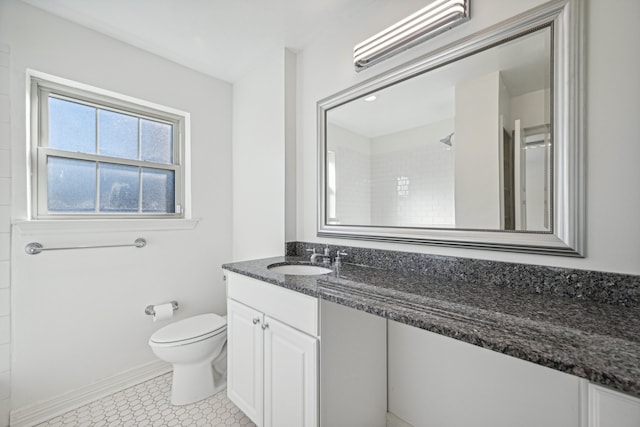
[170,361,224,406]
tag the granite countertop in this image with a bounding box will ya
[222,255,640,398]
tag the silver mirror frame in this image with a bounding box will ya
[317,0,584,256]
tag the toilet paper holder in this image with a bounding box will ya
[145,301,179,316]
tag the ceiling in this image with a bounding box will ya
[19,0,380,83]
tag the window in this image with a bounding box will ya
[30,74,187,219]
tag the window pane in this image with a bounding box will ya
[99,163,140,212]
[98,110,139,160]
[141,119,173,164]
[47,157,96,212]
[49,97,96,154]
[142,168,175,213]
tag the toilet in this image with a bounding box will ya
[149,313,227,405]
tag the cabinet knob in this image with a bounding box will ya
[261,323,269,330]
[252,317,260,325]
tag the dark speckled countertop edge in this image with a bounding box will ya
[222,256,640,398]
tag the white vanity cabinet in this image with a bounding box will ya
[225,269,640,427]
[226,272,319,427]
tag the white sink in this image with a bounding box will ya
[268,264,333,275]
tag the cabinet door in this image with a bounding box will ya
[589,384,640,427]
[227,299,264,426]
[263,316,318,427]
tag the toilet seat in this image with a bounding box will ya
[149,313,227,347]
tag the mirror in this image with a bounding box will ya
[327,27,551,232]
[318,0,584,256]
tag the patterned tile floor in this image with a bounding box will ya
[35,372,255,427]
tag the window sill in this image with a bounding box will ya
[13,218,200,235]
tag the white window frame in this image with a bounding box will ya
[28,71,191,220]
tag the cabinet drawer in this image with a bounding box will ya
[226,271,319,336]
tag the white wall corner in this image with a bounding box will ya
[284,48,298,243]
[0,45,10,427]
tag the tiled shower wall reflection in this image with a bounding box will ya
[332,135,371,225]
[0,44,11,427]
[371,121,455,227]
[330,119,455,227]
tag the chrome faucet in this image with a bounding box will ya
[307,245,332,267]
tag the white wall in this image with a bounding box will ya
[454,71,502,229]
[232,49,295,261]
[511,89,550,129]
[0,0,233,412]
[298,0,640,275]
[0,43,11,426]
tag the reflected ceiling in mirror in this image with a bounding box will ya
[318,0,584,256]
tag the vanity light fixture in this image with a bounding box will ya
[353,0,470,71]
[363,95,377,102]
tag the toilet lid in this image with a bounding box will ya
[150,313,227,344]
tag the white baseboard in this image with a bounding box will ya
[10,359,172,427]
[387,411,415,427]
